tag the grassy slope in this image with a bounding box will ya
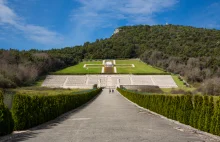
[161,75,195,93]
[54,61,102,74]
[116,60,165,73]
[172,75,185,87]
[12,87,85,95]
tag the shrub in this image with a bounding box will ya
[0,90,14,136]
[93,84,98,89]
[200,77,220,96]
[117,88,220,136]
[213,99,220,135]
[170,89,186,94]
[204,97,214,132]
[0,74,17,88]
[11,88,102,130]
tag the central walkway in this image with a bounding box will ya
[3,89,218,142]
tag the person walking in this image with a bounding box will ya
[109,89,111,93]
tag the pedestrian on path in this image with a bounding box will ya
[109,89,111,93]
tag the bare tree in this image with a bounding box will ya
[200,77,220,96]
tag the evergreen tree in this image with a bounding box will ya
[204,97,214,132]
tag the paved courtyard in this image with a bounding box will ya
[1,89,219,142]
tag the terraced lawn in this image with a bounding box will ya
[54,61,102,74]
[54,60,167,74]
[116,60,165,74]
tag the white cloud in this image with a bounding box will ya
[0,0,17,25]
[66,0,178,45]
[68,0,178,45]
[71,0,178,28]
[0,0,62,44]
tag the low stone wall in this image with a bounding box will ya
[63,85,94,89]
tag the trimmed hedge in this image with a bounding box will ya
[0,90,14,136]
[117,88,220,136]
[11,88,102,130]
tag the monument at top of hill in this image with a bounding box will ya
[113,29,120,35]
[105,61,113,67]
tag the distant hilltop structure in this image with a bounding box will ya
[113,28,120,35]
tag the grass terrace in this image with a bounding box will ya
[54,61,102,74]
[116,59,166,74]
[53,59,168,74]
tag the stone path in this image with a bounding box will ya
[1,89,219,142]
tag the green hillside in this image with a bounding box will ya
[1,24,220,94]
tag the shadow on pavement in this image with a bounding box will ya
[0,91,102,142]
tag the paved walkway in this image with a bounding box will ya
[1,89,219,142]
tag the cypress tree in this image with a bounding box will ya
[189,95,197,127]
[204,97,214,132]
[214,99,220,136]
[0,91,14,136]
[210,100,219,134]
[183,95,193,125]
[12,88,102,130]
[198,96,208,131]
[176,96,182,122]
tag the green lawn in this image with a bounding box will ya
[54,60,167,74]
[172,75,185,88]
[161,75,195,93]
[54,61,102,74]
[116,60,165,74]
[12,87,86,95]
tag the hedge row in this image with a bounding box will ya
[0,90,14,136]
[11,88,102,130]
[117,88,220,136]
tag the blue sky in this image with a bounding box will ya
[0,0,220,50]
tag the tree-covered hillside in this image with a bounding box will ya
[67,25,220,59]
[1,24,220,92]
[111,25,220,57]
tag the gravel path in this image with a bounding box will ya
[1,89,219,142]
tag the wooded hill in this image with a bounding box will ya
[1,25,220,93]
[62,24,220,59]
